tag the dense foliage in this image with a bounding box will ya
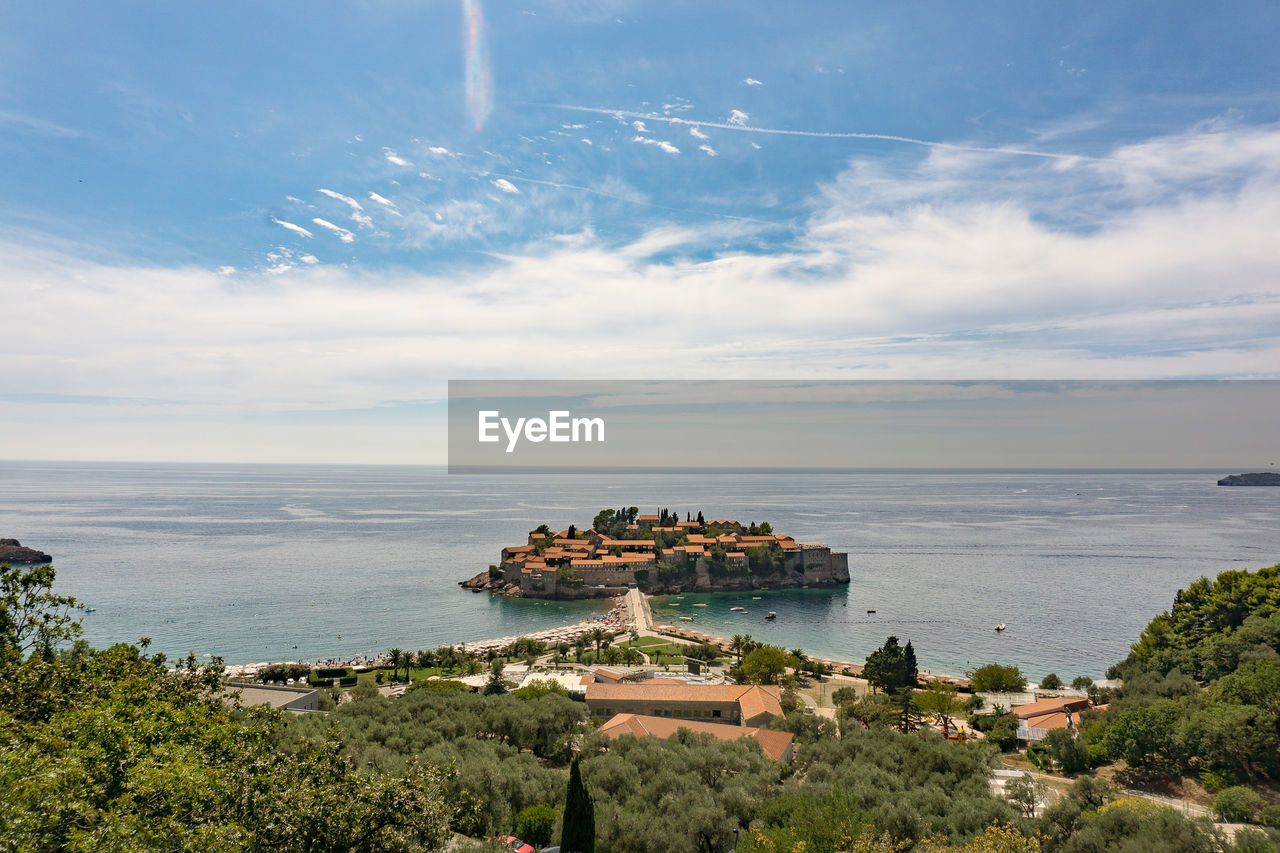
[1082,563,1280,785]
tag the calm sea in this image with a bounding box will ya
[1,462,1277,681]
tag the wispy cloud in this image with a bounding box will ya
[428,146,454,156]
[634,136,679,154]
[742,78,764,86]
[271,217,313,239]
[0,109,81,137]
[689,126,709,140]
[317,188,363,211]
[491,178,520,194]
[369,192,401,214]
[384,150,412,166]
[556,105,1107,163]
[699,144,717,157]
[311,218,355,243]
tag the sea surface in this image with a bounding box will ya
[1,462,1278,681]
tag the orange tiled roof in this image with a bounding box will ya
[597,713,794,762]
[1013,696,1090,719]
[585,683,783,718]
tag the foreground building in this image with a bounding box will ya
[585,682,783,727]
[598,713,795,762]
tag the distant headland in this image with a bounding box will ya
[0,539,52,563]
[460,507,849,599]
[1217,472,1280,486]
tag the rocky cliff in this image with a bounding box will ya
[1218,472,1280,486]
[0,539,52,563]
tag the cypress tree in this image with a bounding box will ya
[560,755,595,853]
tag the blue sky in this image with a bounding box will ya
[3,1,1279,462]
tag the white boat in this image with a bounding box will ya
[730,606,747,612]
[693,603,708,607]
[994,623,1007,632]
[765,611,777,620]
[679,616,693,622]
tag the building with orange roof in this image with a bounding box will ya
[585,682,783,727]
[1014,696,1092,743]
[597,713,795,762]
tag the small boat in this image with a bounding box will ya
[679,616,693,622]
[730,606,746,612]
[994,624,1007,632]
[765,611,777,620]
[866,609,876,614]
[693,603,708,607]
[84,607,96,613]
[668,602,681,606]
[752,596,761,600]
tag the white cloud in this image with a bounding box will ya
[742,78,764,86]
[369,192,401,214]
[6,122,1280,461]
[634,136,679,154]
[428,146,453,156]
[581,137,593,145]
[632,120,648,133]
[311,218,355,243]
[491,178,521,194]
[317,188,363,211]
[384,150,412,166]
[689,126,709,140]
[217,266,236,275]
[728,110,749,127]
[699,144,717,157]
[271,218,313,239]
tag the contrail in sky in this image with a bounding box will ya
[553,105,1101,163]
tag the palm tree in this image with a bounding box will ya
[731,634,751,664]
[387,647,404,683]
[574,635,588,663]
[603,646,623,666]
[590,627,605,657]
[623,646,643,666]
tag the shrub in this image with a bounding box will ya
[1071,675,1094,690]
[1213,786,1265,823]
[316,667,348,679]
[967,663,1026,693]
[1040,673,1063,690]
[1259,805,1280,828]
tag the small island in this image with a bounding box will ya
[461,507,849,599]
[1217,472,1280,486]
[0,538,52,563]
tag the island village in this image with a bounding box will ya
[461,507,850,598]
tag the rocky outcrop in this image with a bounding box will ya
[1218,472,1280,486]
[459,571,523,597]
[0,539,51,563]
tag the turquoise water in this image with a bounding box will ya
[1,462,1277,679]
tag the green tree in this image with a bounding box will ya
[484,659,508,695]
[738,645,792,685]
[513,803,557,849]
[863,636,918,695]
[1040,672,1063,690]
[2,642,454,851]
[1213,786,1265,823]
[1004,774,1047,819]
[967,663,1026,693]
[560,756,595,853]
[1071,675,1094,690]
[917,680,964,732]
[1041,728,1091,774]
[0,562,80,665]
